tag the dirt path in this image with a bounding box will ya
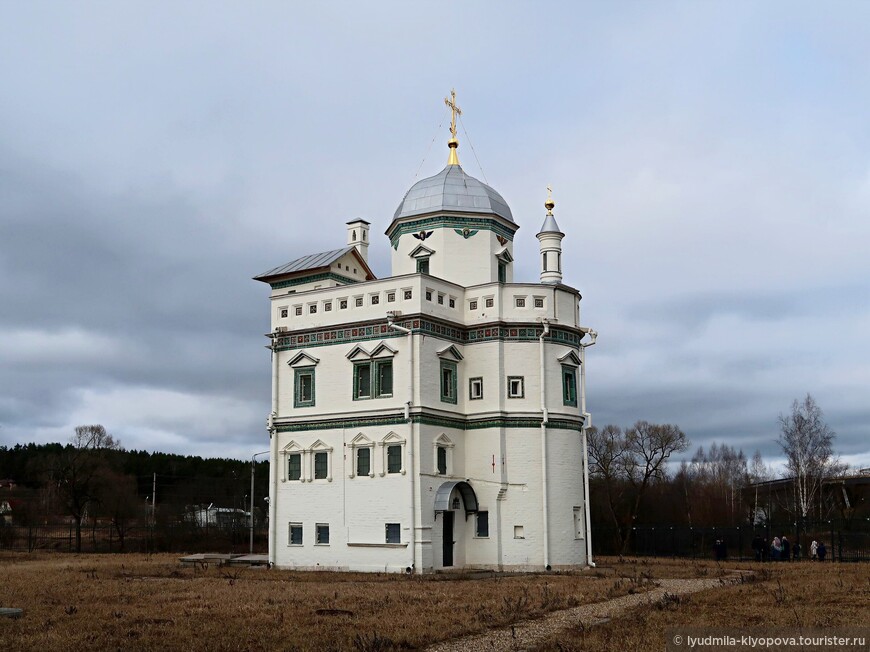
[426,577,731,652]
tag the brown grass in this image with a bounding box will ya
[0,553,653,651]
[535,556,870,651]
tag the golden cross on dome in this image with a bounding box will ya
[444,88,462,165]
[545,184,555,215]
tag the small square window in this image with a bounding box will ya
[426,290,433,301]
[371,295,380,305]
[280,308,288,318]
[309,304,317,314]
[469,300,478,311]
[387,445,402,474]
[437,294,444,305]
[448,298,455,308]
[417,259,430,275]
[476,511,489,538]
[295,306,303,316]
[469,377,483,400]
[289,523,303,546]
[287,453,301,481]
[314,451,328,479]
[324,302,332,312]
[403,290,412,300]
[316,523,330,545]
[508,376,524,398]
[514,525,524,539]
[515,297,526,308]
[534,297,544,308]
[387,292,396,302]
[340,299,348,310]
[485,298,494,308]
[353,268,358,274]
[385,523,401,544]
[355,297,364,307]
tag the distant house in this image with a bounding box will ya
[186,505,250,530]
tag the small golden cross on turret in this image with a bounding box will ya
[444,88,462,165]
[545,184,555,215]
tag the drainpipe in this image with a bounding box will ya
[388,315,416,573]
[579,327,598,568]
[268,338,279,566]
[539,318,550,570]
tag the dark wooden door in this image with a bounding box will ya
[443,511,454,567]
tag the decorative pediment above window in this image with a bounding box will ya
[380,431,406,445]
[409,244,435,259]
[281,440,302,454]
[349,433,373,447]
[495,247,513,263]
[436,344,464,361]
[309,439,333,452]
[370,341,398,358]
[435,433,454,448]
[287,351,320,367]
[558,350,581,367]
[346,345,372,360]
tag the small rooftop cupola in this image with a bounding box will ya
[536,185,564,284]
[347,219,370,263]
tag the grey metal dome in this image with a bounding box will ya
[393,164,514,222]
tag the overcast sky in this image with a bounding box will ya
[1,1,868,471]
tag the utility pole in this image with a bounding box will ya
[250,451,270,554]
[152,473,157,525]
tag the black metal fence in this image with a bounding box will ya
[592,521,870,562]
[0,522,269,555]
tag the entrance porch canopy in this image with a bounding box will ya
[434,480,479,519]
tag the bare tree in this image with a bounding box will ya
[777,394,845,524]
[48,425,121,552]
[588,421,689,553]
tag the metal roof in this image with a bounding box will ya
[537,213,563,235]
[254,246,354,280]
[433,480,479,518]
[392,164,514,223]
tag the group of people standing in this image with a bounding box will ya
[750,534,827,562]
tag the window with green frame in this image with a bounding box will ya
[440,360,457,404]
[294,367,315,408]
[562,365,578,407]
[417,258,430,274]
[353,360,393,400]
[498,261,507,283]
[353,362,371,399]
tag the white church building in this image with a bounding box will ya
[255,95,596,572]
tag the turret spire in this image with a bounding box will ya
[444,88,462,166]
[537,185,565,284]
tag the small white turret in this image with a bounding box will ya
[346,219,370,263]
[536,187,564,284]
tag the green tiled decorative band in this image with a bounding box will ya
[274,316,583,352]
[275,412,584,433]
[388,216,517,249]
[270,272,360,290]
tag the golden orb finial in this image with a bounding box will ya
[545,184,555,215]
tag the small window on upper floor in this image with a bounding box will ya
[469,300,478,311]
[280,308,288,318]
[287,453,302,481]
[436,445,448,475]
[498,262,507,283]
[469,377,483,400]
[448,297,456,308]
[417,259,430,275]
[425,290,433,301]
[485,297,494,308]
[309,304,317,314]
[356,447,371,476]
[387,292,396,302]
[534,297,544,308]
[403,289,412,300]
[437,294,444,305]
[371,294,380,305]
[324,302,332,312]
[440,361,457,404]
[294,367,316,408]
[515,297,526,308]
[355,297,364,307]
[386,445,402,474]
[562,365,578,407]
[314,451,329,480]
[508,376,524,399]
[295,306,303,316]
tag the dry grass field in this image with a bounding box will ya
[536,557,870,651]
[1,553,866,651]
[0,552,652,651]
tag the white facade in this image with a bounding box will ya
[255,133,594,573]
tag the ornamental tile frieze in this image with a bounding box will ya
[275,412,584,433]
[273,317,582,351]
